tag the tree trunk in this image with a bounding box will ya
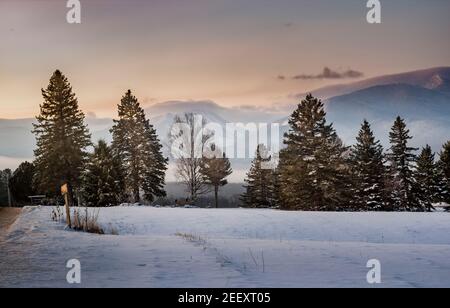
[191,181,196,203]
[133,187,140,204]
[214,186,219,209]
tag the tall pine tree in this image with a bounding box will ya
[142,118,168,202]
[242,144,277,208]
[350,120,386,211]
[414,145,438,212]
[82,140,126,207]
[111,90,167,203]
[271,167,282,208]
[438,141,450,205]
[386,116,419,211]
[33,70,91,204]
[278,94,350,211]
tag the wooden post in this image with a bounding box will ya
[61,184,71,228]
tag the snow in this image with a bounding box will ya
[1,206,450,288]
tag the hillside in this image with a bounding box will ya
[325,84,450,150]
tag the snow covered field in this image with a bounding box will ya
[1,206,450,288]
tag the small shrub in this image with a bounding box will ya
[71,207,104,234]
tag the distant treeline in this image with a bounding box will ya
[241,94,450,212]
[1,72,449,211]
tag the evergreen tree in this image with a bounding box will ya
[435,166,449,206]
[242,144,276,208]
[278,94,350,211]
[438,141,450,204]
[111,90,167,203]
[200,151,232,208]
[82,140,126,207]
[440,141,450,179]
[142,119,168,202]
[350,120,386,211]
[271,167,282,208]
[32,70,91,204]
[9,162,36,205]
[386,116,419,211]
[0,169,12,206]
[414,145,439,212]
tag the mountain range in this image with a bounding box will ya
[1,66,449,182]
[301,66,450,99]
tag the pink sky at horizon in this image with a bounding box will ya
[1,0,449,119]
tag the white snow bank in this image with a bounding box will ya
[98,206,450,245]
[1,206,449,288]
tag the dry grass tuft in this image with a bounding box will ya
[175,232,207,245]
[71,207,104,234]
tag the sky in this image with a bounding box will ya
[0,0,449,119]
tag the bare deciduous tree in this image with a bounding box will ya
[170,113,214,202]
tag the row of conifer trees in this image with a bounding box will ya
[8,71,450,211]
[242,94,450,211]
[32,70,168,206]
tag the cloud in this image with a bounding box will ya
[291,67,364,80]
[86,111,97,119]
[233,105,260,111]
[142,96,158,105]
[232,103,291,115]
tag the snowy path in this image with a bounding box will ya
[0,208,248,288]
[1,206,450,288]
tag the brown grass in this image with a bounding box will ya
[71,207,104,235]
[175,232,207,245]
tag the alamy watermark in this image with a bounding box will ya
[66,259,81,284]
[63,256,381,285]
[66,0,81,24]
[366,259,382,284]
[169,114,280,169]
[65,1,380,25]
[367,0,382,24]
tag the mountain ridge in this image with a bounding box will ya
[299,66,450,100]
